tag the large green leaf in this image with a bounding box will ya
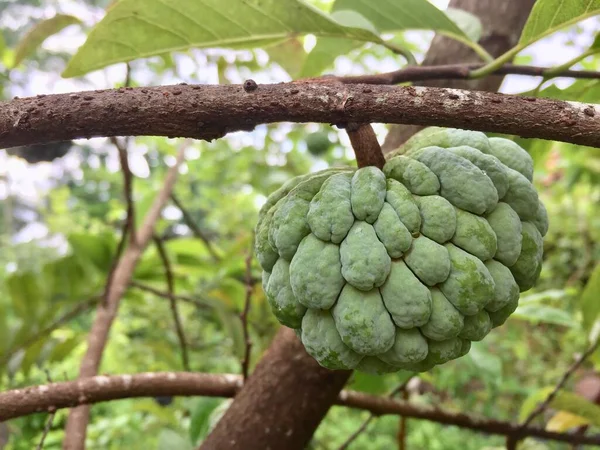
[63,0,379,77]
[520,387,600,426]
[299,36,360,77]
[300,0,469,77]
[581,263,600,331]
[6,271,45,320]
[68,232,116,273]
[519,0,600,46]
[330,0,465,36]
[189,398,223,445]
[445,7,482,42]
[13,14,82,67]
[157,429,194,450]
[512,304,576,328]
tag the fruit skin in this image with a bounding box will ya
[256,127,547,373]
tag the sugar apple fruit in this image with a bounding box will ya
[255,127,548,374]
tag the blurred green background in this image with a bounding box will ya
[0,0,600,449]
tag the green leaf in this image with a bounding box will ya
[349,372,390,395]
[299,0,468,77]
[189,398,223,445]
[266,38,306,77]
[13,14,82,67]
[581,263,600,331]
[445,8,482,42]
[157,429,194,450]
[300,37,360,77]
[546,410,591,431]
[468,341,503,379]
[68,232,116,273]
[48,336,81,363]
[6,271,45,320]
[20,339,46,377]
[330,9,378,34]
[519,386,554,422]
[519,0,600,46]
[512,305,576,328]
[330,0,466,36]
[520,387,600,426]
[63,0,379,77]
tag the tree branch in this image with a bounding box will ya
[344,122,385,169]
[170,193,220,261]
[338,378,413,450]
[153,235,190,372]
[102,137,136,306]
[0,297,100,367]
[199,327,352,450]
[128,281,213,311]
[3,83,600,151]
[240,244,254,381]
[521,335,600,428]
[3,372,600,447]
[326,63,600,86]
[63,143,188,450]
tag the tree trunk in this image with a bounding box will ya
[382,0,537,153]
[199,327,351,450]
[202,1,536,448]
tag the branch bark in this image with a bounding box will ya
[382,0,537,152]
[62,144,187,450]
[3,372,600,447]
[315,63,600,86]
[199,327,352,450]
[2,83,600,150]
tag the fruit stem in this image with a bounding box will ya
[345,123,385,169]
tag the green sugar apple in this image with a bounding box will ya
[255,127,547,374]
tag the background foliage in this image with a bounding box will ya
[1,0,600,449]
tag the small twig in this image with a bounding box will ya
[36,370,56,450]
[313,63,600,86]
[110,136,136,245]
[0,297,100,367]
[153,235,190,371]
[521,336,600,428]
[123,63,131,88]
[102,137,137,306]
[240,241,254,380]
[344,123,385,169]
[338,377,414,450]
[129,281,212,311]
[398,389,409,450]
[338,415,375,450]
[170,193,220,261]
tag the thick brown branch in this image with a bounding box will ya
[63,144,188,450]
[2,84,600,151]
[0,372,241,421]
[3,372,600,447]
[381,0,536,152]
[199,327,352,450]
